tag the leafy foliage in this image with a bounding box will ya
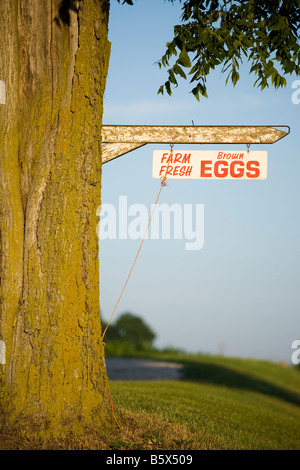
[157,0,300,100]
[116,0,134,4]
[116,0,178,5]
[102,312,156,355]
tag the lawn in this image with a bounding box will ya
[109,353,300,450]
[1,353,299,450]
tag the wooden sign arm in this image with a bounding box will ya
[101,125,290,164]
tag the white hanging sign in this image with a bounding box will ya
[153,150,267,180]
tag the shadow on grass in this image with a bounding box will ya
[180,360,300,408]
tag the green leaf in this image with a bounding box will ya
[116,0,134,4]
[178,48,191,68]
[174,64,187,79]
[268,17,286,32]
[191,83,208,101]
[232,70,240,86]
[192,88,200,101]
[168,69,178,85]
[165,81,172,96]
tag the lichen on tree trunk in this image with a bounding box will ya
[0,0,112,438]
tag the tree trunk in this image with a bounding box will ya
[0,0,112,438]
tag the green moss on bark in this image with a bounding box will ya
[0,0,113,438]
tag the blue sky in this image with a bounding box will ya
[100,0,300,363]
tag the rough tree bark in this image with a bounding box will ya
[0,0,112,438]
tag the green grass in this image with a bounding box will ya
[1,353,299,450]
[109,353,300,450]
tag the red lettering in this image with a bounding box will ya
[159,166,166,176]
[230,161,244,178]
[182,153,191,164]
[166,165,173,175]
[246,161,260,178]
[160,158,260,179]
[185,166,192,176]
[161,153,168,163]
[214,161,228,178]
[201,160,212,178]
[174,153,182,164]
[166,154,173,164]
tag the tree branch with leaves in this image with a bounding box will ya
[156,0,300,100]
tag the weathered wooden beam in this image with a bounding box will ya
[102,125,289,144]
[101,125,289,164]
[101,143,146,163]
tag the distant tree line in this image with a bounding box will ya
[101,312,156,356]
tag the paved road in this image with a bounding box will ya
[105,357,184,381]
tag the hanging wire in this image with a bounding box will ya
[102,143,174,340]
[102,144,174,428]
